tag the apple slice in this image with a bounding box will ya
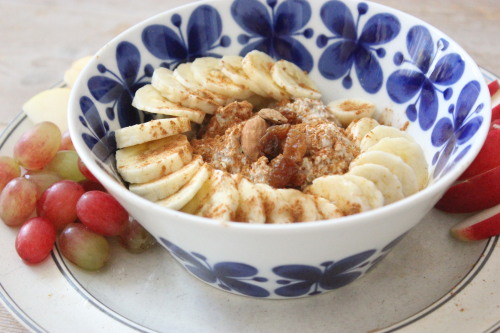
[488,79,499,97]
[492,104,500,122]
[22,87,70,132]
[64,55,92,88]
[458,119,500,180]
[451,204,500,241]
[435,165,500,213]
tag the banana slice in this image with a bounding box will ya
[345,117,380,145]
[367,137,428,190]
[305,175,375,215]
[234,176,266,223]
[313,196,344,220]
[360,125,415,152]
[151,67,219,114]
[242,50,288,100]
[132,85,206,124]
[114,117,191,149]
[255,183,293,224]
[350,150,418,197]
[342,174,384,210]
[191,57,253,100]
[116,134,192,183]
[129,155,203,202]
[328,99,376,127]
[181,169,214,215]
[271,60,321,99]
[349,164,404,204]
[220,55,273,99]
[196,170,239,221]
[276,188,320,222]
[174,62,231,105]
[155,163,211,210]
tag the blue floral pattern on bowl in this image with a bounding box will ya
[386,25,465,130]
[316,1,400,93]
[431,80,484,177]
[160,237,402,298]
[231,0,314,72]
[160,238,270,297]
[142,5,230,68]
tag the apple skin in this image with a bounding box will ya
[458,120,500,180]
[488,80,500,97]
[451,204,500,241]
[492,104,500,122]
[435,165,500,213]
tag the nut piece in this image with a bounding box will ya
[258,108,288,124]
[241,116,268,161]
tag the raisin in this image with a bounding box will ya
[280,111,300,124]
[260,124,290,160]
[269,156,299,189]
[283,128,307,163]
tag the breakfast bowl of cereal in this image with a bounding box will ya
[68,0,491,298]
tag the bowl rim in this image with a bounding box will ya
[68,0,491,232]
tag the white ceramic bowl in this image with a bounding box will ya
[69,0,490,298]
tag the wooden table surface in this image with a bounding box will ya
[0,0,498,331]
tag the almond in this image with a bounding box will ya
[258,108,288,124]
[241,116,268,161]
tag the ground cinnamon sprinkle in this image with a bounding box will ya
[191,97,359,190]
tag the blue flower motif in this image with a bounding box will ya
[273,249,376,297]
[160,238,270,297]
[316,1,400,93]
[87,41,154,129]
[78,96,116,162]
[142,5,230,68]
[231,0,314,72]
[431,81,484,177]
[387,26,465,130]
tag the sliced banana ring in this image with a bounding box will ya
[233,176,266,224]
[350,150,419,197]
[271,59,321,100]
[360,125,415,152]
[129,155,203,202]
[156,163,211,210]
[116,134,193,184]
[151,67,219,114]
[114,117,191,149]
[132,85,206,124]
[366,137,428,190]
[306,174,377,215]
[349,163,404,204]
[345,117,380,145]
[191,57,253,100]
[242,50,289,100]
[328,99,376,127]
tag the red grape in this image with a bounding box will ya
[77,158,98,183]
[0,156,21,192]
[79,179,106,192]
[59,223,109,270]
[15,217,56,264]
[37,180,85,231]
[0,177,38,226]
[13,121,61,170]
[59,130,75,150]
[76,191,128,236]
[118,219,156,253]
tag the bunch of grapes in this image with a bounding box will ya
[0,121,156,270]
